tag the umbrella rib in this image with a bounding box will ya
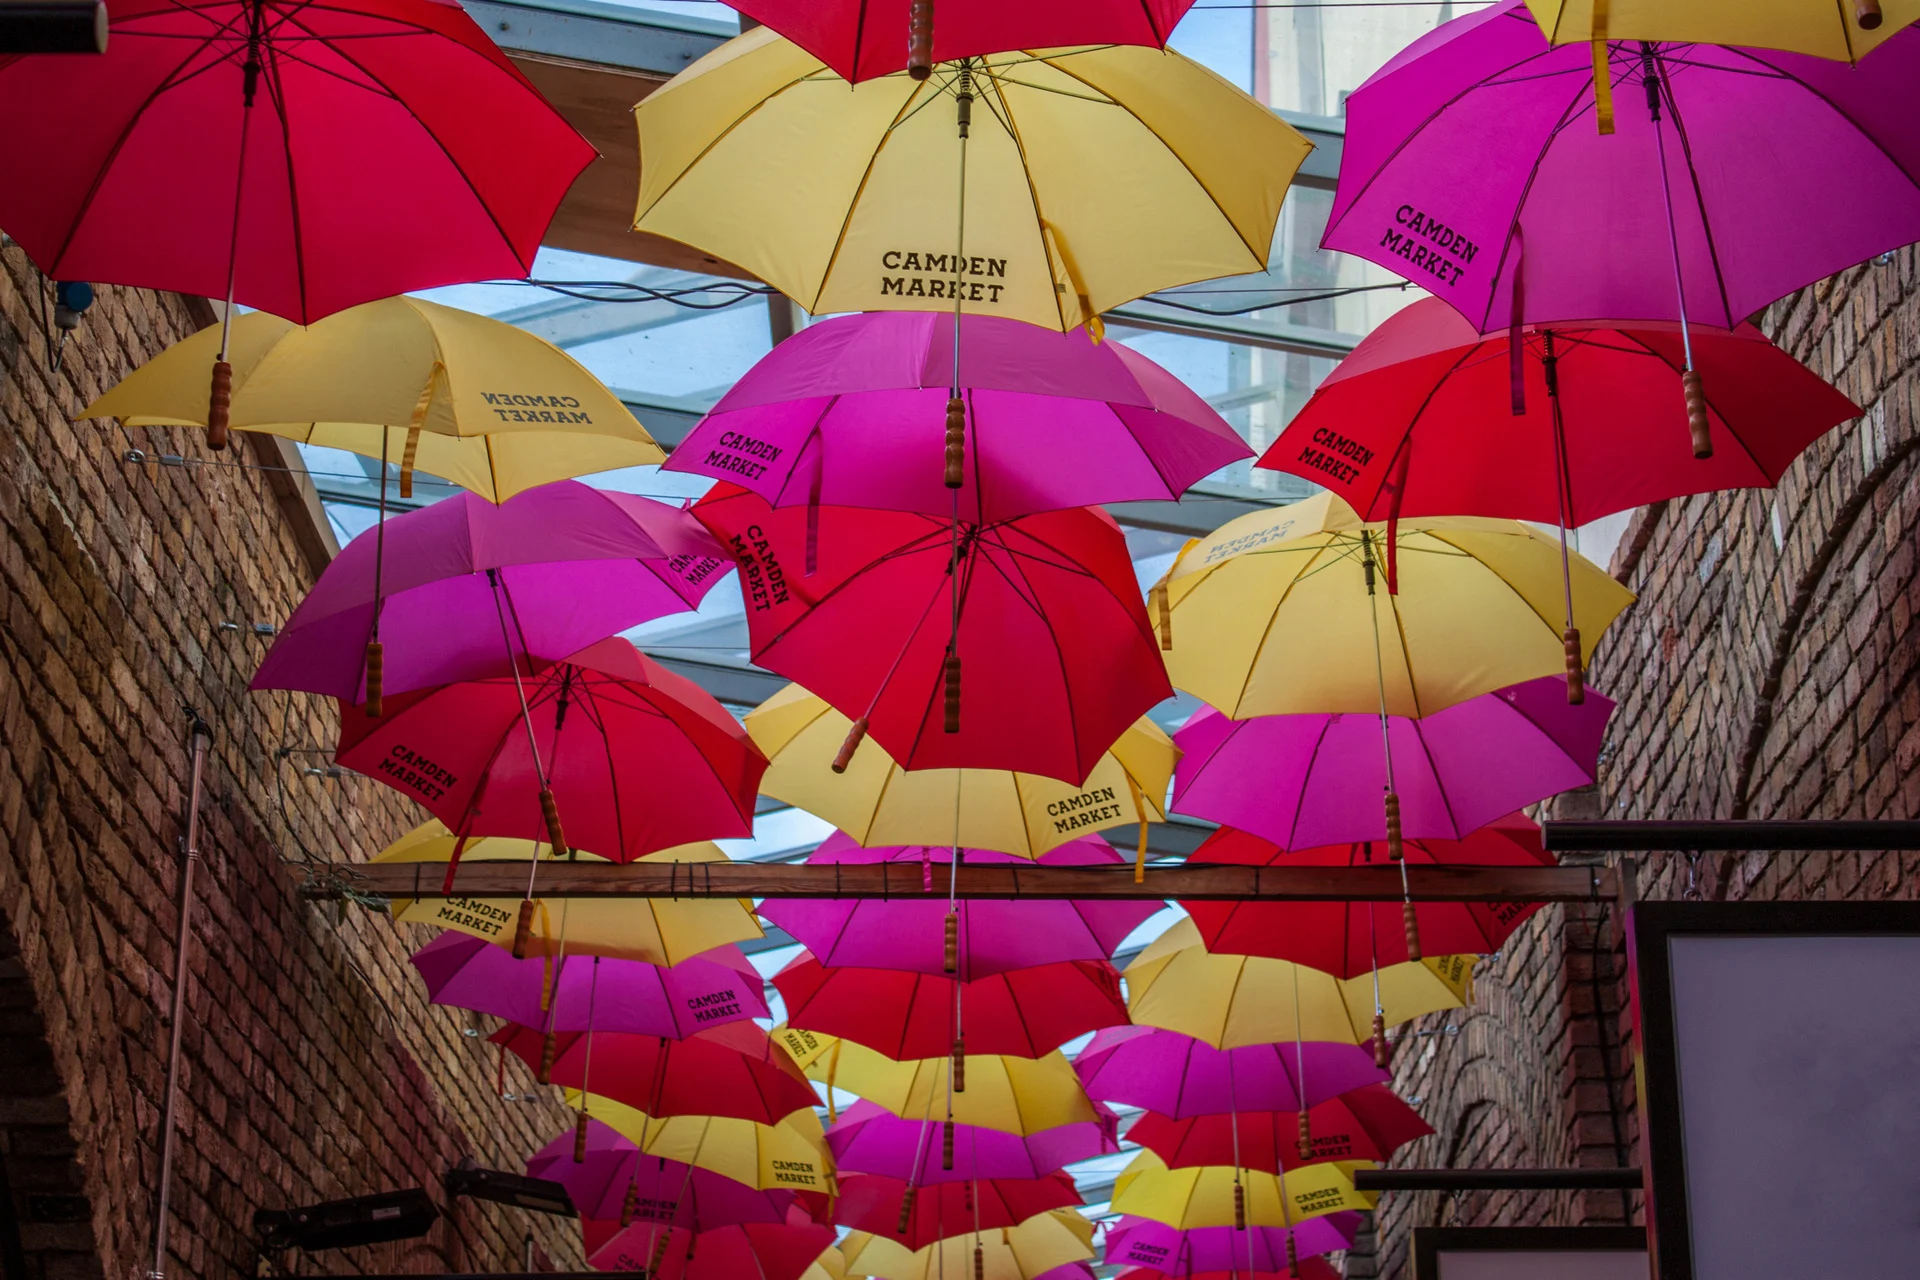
[978,65,1072,331]
[1611,330,1772,479]
[1380,570,1423,718]
[1352,339,1488,518]
[571,676,634,862]
[1654,72,1738,328]
[258,39,315,327]
[1405,719,1462,838]
[1227,540,1334,717]
[1474,75,1595,333]
[977,527,1101,780]
[809,79,934,314]
[1288,716,1335,850]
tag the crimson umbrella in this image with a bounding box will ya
[1117,1264,1340,1280]
[827,1100,1120,1185]
[694,485,1168,783]
[834,1173,1082,1250]
[1127,1085,1432,1176]
[1073,1028,1388,1119]
[773,951,1129,1061]
[589,1211,835,1280]
[1179,818,1553,979]
[728,1,1196,82]
[0,0,592,439]
[1103,1217,1363,1275]
[526,1118,812,1228]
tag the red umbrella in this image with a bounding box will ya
[695,485,1169,784]
[1179,818,1553,980]
[1127,1085,1432,1176]
[0,0,591,441]
[494,1022,819,1127]
[833,1173,1082,1250]
[590,1211,834,1280]
[773,952,1130,1062]
[729,1,1196,83]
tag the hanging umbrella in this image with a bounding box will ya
[575,1094,836,1195]
[760,834,1160,979]
[526,1118,807,1228]
[803,1246,850,1280]
[1117,1265,1341,1280]
[0,0,593,446]
[1110,1152,1376,1227]
[1179,820,1553,979]
[372,821,763,965]
[1321,2,1920,453]
[840,1209,1095,1280]
[827,1100,1121,1186]
[410,934,765,1039]
[1126,1086,1433,1175]
[834,1173,1083,1250]
[1522,0,1917,61]
[749,685,1178,858]
[496,1023,819,1126]
[1103,1218,1363,1276]
[1073,1028,1389,1119]
[727,1,1197,82]
[773,951,1128,1061]
[696,486,1168,784]
[667,311,1249,524]
[1170,681,1611,850]
[590,1211,836,1280]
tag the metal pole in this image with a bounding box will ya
[151,713,213,1280]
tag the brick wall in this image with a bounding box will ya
[1352,247,1920,1277]
[0,244,582,1280]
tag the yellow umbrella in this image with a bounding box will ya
[842,1209,1095,1280]
[748,684,1177,860]
[634,27,1309,334]
[802,1248,848,1280]
[82,296,662,499]
[1124,919,1473,1049]
[1525,0,1917,62]
[374,820,762,965]
[1110,1151,1376,1228]
[569,1092,835,1194]
[772,1028,1095,1136]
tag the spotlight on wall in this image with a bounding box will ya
[444,1159,577,1219]
[253,1188,439,1252]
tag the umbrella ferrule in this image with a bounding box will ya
[1639,44,1661,121]
[955,68,973,139]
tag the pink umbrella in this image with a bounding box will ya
[1104,1217,1363,1275]
[526,1118,811,1228]
[827,1099,1121,1185]
[667,312,1249,524]
[1073,1028,1388,1119]
[409,935,767,1039]
[758,834,1162,980]
[1170,677,1612,850]
[252,481,728,704]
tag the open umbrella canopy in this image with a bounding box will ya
[1073,1027,1389,1119]
[760,833,1161,979]
[1102,1216,1364,1274]
[575,1094,835,1195]
[697,486,1169,784]
[635,28,1308,332]
[773,951,1129,1061]
[773,1029,1096,1136]
[374,822,762,964]
[1522,0,1920,62]
[826,1100,1121,1185]
[1160,493,1633,719]
[337,638,765,860]
[526,1118,809,1228]
[728,1,1198,82]
[841,1210,1095,1280]
[1252,300,1860,525]
[1111,1151,1377,1228]
[410,934,765,1038]
[1170,681,1610,849]
[668,311,1248,523]
[1180,820,1553,977]
[82,302,664,499]
[0,0,592,324]
[834,1173,1083,1250]
[1125,920,1475,1049]
[749,685,1177,857]
[590,1212,836,1280]
[498,1023,817,1126]
[1126,1085,1433,1175]
[1118,1264,1341,1280]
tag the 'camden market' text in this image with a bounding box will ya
[880,251,1009,302]
[1378,204,1479,287]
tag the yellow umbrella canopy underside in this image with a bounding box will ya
[1124,918,1474,1049]
[1525,0,1919,62]
[375,820,762,965]
[1161,492,1634,719]
[1111,1150,1377,1228]
[747,684,1178,858]
[841,1209,1095,1280]
[568,1092,835,1193]
[82,296,662,501]
[635,26,1311,332]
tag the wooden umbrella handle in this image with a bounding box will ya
[573,1108,590,1163]
[941,1118,956,1171]
[1563,626,1584,704]
[1403,900,1423,963]
[973,1243,985,1280]
[363,640,384,718]
[831,716,869,773]
[944,395,966,488]
[1683,369,1711,458]
[1372,1010,1389,1070]
[908,0,934,80]
[1384,790,1403,862]
[537,1029,557,1084]
[951,1035,966,1093]
[207,359,232,450]
[1858,0,1884,30]
[511,898,537,960]
[943,653,961,734]
[943,911,960,974]
[1233,1181,1246,1230]
[649,1231,670,1275]
[620,1177,638,1227]
[1296,1110,1313,1162]
[1287,1235,1300,1279]
[540,787,568,859]
[898,1184,918,1233]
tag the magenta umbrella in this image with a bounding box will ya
[252,481,728,705]
[526,1118,807,1229]
[409,934,767,1038]
[826,1099,1121,1185]
[1170,677,1612,851]
[1322,2,1920,452]
[1103,1216,1363,1274]
[1073,1027,1388,1119]
[757,833,1162,981]
[666,312,1249,524]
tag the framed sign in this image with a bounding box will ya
[1630,901,1920,1280]
[1412,1227,1647,1280]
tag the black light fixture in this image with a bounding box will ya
[0,2,108,54]
[253,1189,439,1253]
[444,1159,577,1219]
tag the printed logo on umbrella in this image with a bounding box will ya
[879,250,1012,303]
[686,989,747,1025]
[478,391,598,424]
[731,525,794,613]
[1378,203,1481,288]
[380,744,459,802]
[1045,786,1125,836]
[425,898,513,940]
